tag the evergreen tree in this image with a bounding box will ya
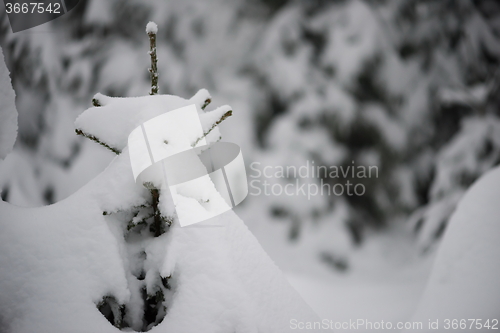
[0,21,321,333]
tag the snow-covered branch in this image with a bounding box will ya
[189,88,212,110]
[193,106,232,147]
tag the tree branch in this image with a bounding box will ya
[92,97,102,107]
[201,98,211,110]
[192,109,232,147]
[147,22,159,96]
[75,129,120,155]
[146,22,163,236]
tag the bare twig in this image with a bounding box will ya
[75,129,120,155]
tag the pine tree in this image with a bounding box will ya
[0,21,321,333]
[394,0,500,251]
[76,22,233,330]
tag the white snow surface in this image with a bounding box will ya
[0,46,17,160]
[407,166,500,331]
[156,211,322,333]
[0,168,132,333]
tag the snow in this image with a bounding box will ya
[156,211,322,333]
[0,46,18,161]
[315,0,383,85]
[438,85,489,107]
[75,92,231,153]
[288,272,427,332]
[189,88,211,108]
[0,149,321,332]
[0,182,130,333]
[199,104,232,135]
[409,192,464,252]
[0,149,45,206]
[2,2,500,331]
[408,166,500,327]
[431,116,500,200]
[146,22,158,34]
[0,90,321,332]
[410,115,500,250]
[362,104,407,152]
[83,0,113,25]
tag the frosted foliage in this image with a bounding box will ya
[248,0,419,250]
[431,116,500,201]
[247,0,500,259]
[315,1,383,85]
[0,47,17,160]
[411,116,500,250]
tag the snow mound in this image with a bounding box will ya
[0,46,18,160]
[0,181,131,333]
[157,210,321,332]
[407,166,500,330]
[0,148,321,332]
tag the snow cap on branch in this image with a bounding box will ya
[146,21,158,34]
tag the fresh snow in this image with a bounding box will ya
[0,179,131,333]
[288,271,428,332]
[75,91,230,153]
[0,90,321,332]
[146,22,158,34]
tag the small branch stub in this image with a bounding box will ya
[201,98,211,110]
[92,98,101,107]
[147,21,159,96]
